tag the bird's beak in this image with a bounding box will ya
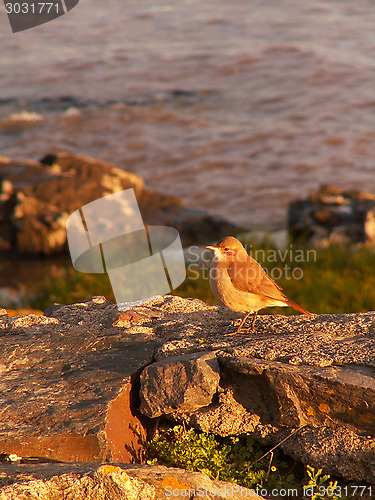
[205,245,217,251]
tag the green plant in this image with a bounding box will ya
[144,425,357,497]
[145,425,297,490]
[303,465,343,499]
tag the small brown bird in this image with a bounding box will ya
[206,236,312,333]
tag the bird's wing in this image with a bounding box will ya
[227,257,288,302]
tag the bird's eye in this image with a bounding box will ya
[224,247,229,252]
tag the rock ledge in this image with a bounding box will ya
[1,295,375,485]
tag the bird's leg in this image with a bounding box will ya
[234,311,252,334]
[232,311,258,334]
[251,311,258,330]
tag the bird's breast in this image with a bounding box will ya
[209,258,255,313]
[209,256,285,313]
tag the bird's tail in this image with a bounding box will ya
[286,300,313,316]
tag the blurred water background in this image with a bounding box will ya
[1,0,375,231]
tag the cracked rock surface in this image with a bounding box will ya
[1,294,375,486]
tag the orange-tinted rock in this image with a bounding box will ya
[0,296,156,463]
[0,434,102,463]
[0,152,238,255]
[0,463,266,500]
[6,309,43,317]
[106,382,146,462]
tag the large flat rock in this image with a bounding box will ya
[0,296,159,462]
[0,463,265,500]
[1,295,375,484]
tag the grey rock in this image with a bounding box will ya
[136,297,375,483]
[177,356,375,483]
[288,184,375,245]
[2,295,375,484]
[139,352,220,417]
